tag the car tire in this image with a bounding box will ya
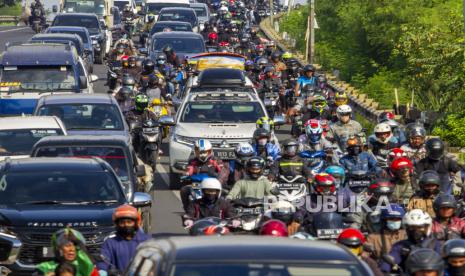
[169,167,181,190]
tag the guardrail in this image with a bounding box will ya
[0,15,20,25]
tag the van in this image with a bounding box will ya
[143,0,190,21]
[60,0,115,28]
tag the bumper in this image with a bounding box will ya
[169,140,193,174]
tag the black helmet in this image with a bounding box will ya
[282,139,299,157]
[426,138,444,160]
[147,15,155,22]
[271,51,281,60]
[263,66,275,74]
[253,128,270,141]
[443,239,465,258]
[419,170,440,187]
[118,86,133,100]
[162,45,173,54]
[122,74,136,87]
[257,57,268,67]
[406,123,426,139]
[406,248,444,275]
[433,194,457,213]
[142,59,155,73]
[128,56,137,66]
[246,156,265,179]
[303,64,315,73]
[148,74,159,87]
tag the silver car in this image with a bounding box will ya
[190,3,209,29]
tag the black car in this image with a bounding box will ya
[0,157,152,275]
[125,236,374,275]
[52,13,108,64]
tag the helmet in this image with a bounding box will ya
[406,123,426,139]
[189,218,228,236]
[334,91,348,106]
[336,105,352,119]
[377,111,395,123]
[253,128,271,143]
[117,87,133,101]
[304,119,323,144]
[388,148,406,164]
[303,64,315,73]
[256,117,274,132]
[194,139,213,162]
[282,52,292,59]
[433,194,456,214]
[268,201,296,224]
[245,60,254,68]
[263,66,275,74]
[148,74,159,87]
[51,228,86,256]
[259,219,288,237]
[374,122,392,144]
[389,157,413,175]
[368,179,394,198]
[234,142,254,164]
[346,136,361,149]
[443,239,465,258]
[112,204,140,226]
[312,95,327,114]
[325,166,345,189]
[406,248,444,275]
[208,32,218,40]
[121,55,129,68]
[135,93,149,111]
[337,228,365,247]
[271,51,281,60]
[314,173,336,195]
[128,56,137,67]
[257,58,268,68]
[246,156,265,179]
[381,203,405,220]
[200,178,222,201]
[203,225,230,236]
[426,138,444,160]
[419,170,440,187]
[124,4,131,11]
[403,209,432,234]
[147,15,155,22]
[255,44,264,51]
[142,58,155,73]
[151,98,163,106]
[282,139,298,157]
[122,74,136,87]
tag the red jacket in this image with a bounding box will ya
[431,217,465,240]
[186,157,222,177]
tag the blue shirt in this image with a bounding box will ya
[297,76,317,92]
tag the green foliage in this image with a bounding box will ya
[361,69,410,109]
[432,111,465,148]
[0,2,21,14]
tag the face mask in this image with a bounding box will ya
[370,211,381,224]
[117,49,124,54]
[349,246,362,256]
[407,229,426,243]
[199,152,209,162]
[448,265,465,276]
[349,147,361,156]
[116,226,136,237]
[157,60,165,65]
[258,138,268,146]
[386,221,402,231]
[203,193,218,204]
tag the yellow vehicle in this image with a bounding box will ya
[188,52,246,72]
[148,98,170,138]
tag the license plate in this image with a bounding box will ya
[42,246,54,258]
[316,229,342,239]
[239,207,263,215]
[214,149,236,160]
[277,183,304,190]
[143,127,159,133]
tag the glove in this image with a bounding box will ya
[231,219,241,228]
[184,219,194,227]
[287,222,301,235]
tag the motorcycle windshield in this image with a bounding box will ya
[190,174,211,183]
[313,212,344,230]
[299,150,326,159]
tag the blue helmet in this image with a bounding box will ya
[381,204,405,220]
[325,166,346,189]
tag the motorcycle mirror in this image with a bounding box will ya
[136,164,146,177]
[159,116,176,126]
[273,115,285,126]
[139,48,148,55]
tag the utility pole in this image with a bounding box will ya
[306,0,315,64]
[270,0,274,27]
[287,0,293,16]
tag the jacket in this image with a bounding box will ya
[416,156,462,193]
[393,179,416,208]
[339,152,382,176]
[97,230,151,272]
[327,120,363,150]
[431,217,465,241]
[400,144,426,166]
[186,198,234,220]
[407,192,436,218]
[275,155,310,179]
[368,135,401,168]
[186,157,222,177]
[226,176,274,200]
[254,143,280,161]
[37,250,98,276]
[218,160,246,189]
[366,229,407,260]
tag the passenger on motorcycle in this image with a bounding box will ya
[227,156,274,200]
[253,45,267,63]
[339,136,382,176]
[364,179,396,233]
[328,91,349,122]
[270,52,286,78]
[408,170,441,219]
[369,123,401,169]
[389,157,416,207]
[378,111,407,145]
[122,56,141,80]
[256,116,280,146]
[29,0,45,26]
[139,58,156,89]
[366,203,406,260]
[140,15,155,44]
[218,142,255,189]
[325,165,346,190]
[97,205,150,274]
[115,75,136,113]
[431,194,465,241]
[300,95,333,124]
[327,105,363,152]
[380,209,441,273]
[206,32,219,48]
[252,128,281,161]
[443,239,465,276]
[184,178,235,224]
[401,123,427,166]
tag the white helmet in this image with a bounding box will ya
[219,6,228,12]
[195,139,213,162]
[265,201,296,219]
[336,105,352,119]
[235,142,255,163]
[402,209,432,235]
[374,122,393,144]
[200,178,222,198]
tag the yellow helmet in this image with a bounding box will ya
[256,117,274,132]
[151,98,163,106]
[335,91,349,106]
[282,52,293,59]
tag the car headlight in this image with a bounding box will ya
[0,226,16,238]
[173,134,195,146]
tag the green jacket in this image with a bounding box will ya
[227,176,274,200]
[37,250,95,276]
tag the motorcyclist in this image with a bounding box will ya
[389,157,415,207]
[328,91,349,122]
[115,75,136,113]
[378,111,407,145]
[405,248,445,276]
[140,15,155,44]
[256,116,279,145]
[163,45,181,67]
[336,228,383,276]
[36,228,98,276]
[122,56,141,80]
[200,22,213,40]
[184,178,235,224]
[206,32,219,48]
[29,0,45,26]
[97,205,150,274]
[366,203,406,260]
[253,45,267,62]
[408,170,441,218]
[369,122,401,168]
[270,52,286,79]
[218,142,255,189]
[258,66,283,102]
[249,27,262,45]
[401,123,427,166]
[122,4,136,21]
[226,156,274,200]
[430,194,465,241]
[416,137,462,193]
[300,95,332,122]
[364,179,396,233]
[273,139,310,181]
[339,136,382,176]
[326,105,363,152]
[109,43,128,62]
[252,128,281,161]
[380,209,441,273]
[298,119,335,164]
[139,58,156,88]
[443,239,465,276]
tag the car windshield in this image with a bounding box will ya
[114,0,129,11]
[0,171,125,205]
[34,146,130,182]
[37,104,124,131]
[0,66,78,92]
[192,6,206,17]
[145,3,190,15]
[153,37,204,53]
[53,15,100,35]
[0,129,63,156]
[63,0,105,15]
[180,101,265,123]
[159,10,196,26]
[170,263,365,276]
[151,23,192,35]
[49,29,89,43]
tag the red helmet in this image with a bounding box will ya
[203,225,230,236]
[208,32,218,40]
[314,173,336,195]
[259,219,288,237]
[112,204,141,227]
[390,157,413,174]
[337,228,365,247]
[368,179,395,197]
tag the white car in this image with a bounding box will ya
[0,116,67,161]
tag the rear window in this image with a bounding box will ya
[151,23,192,35]
[53,16,99,34]
[153,37,204,53]
[159,9,196,26]
[192,6,206,17]
[48,29,89,43]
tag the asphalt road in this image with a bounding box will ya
[0,26,292,236]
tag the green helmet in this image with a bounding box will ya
[135,93,149,111]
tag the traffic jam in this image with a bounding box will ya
[0,0,464,275]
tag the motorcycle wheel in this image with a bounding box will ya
[147,148,158,172]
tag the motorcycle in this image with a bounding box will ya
[310,212,345,241]
[274,175,307,203]
[263,88,280,119]
[140,108,164,171]
[299,150,326,176]
[31,10,44,34]
[107,60,123,93]
[231,197,264,233]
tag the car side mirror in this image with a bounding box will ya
[136,164,146,177]
[139,47,148,55]
[90,74,99,82]
[52,5,58,12]
[273,115,285,126]
[79,76,88,89]
[159,116,175,126]
[132,192,152,207]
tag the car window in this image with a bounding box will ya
[153,37,204,53]
[159,10,196,26]
[180,101,265,123]
[192,6,206,17]
[49,29,89,43]
[37,103,124,131]
[62,0,105,15]
[53,16,100,35]
[145,3,190,15]
[0,129,63,156]
[151,23,192,35]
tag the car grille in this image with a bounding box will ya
[208,138,252,148]
[13,227,114,265]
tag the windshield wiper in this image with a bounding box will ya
[78,200,119,205]
[17,200,68,205]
